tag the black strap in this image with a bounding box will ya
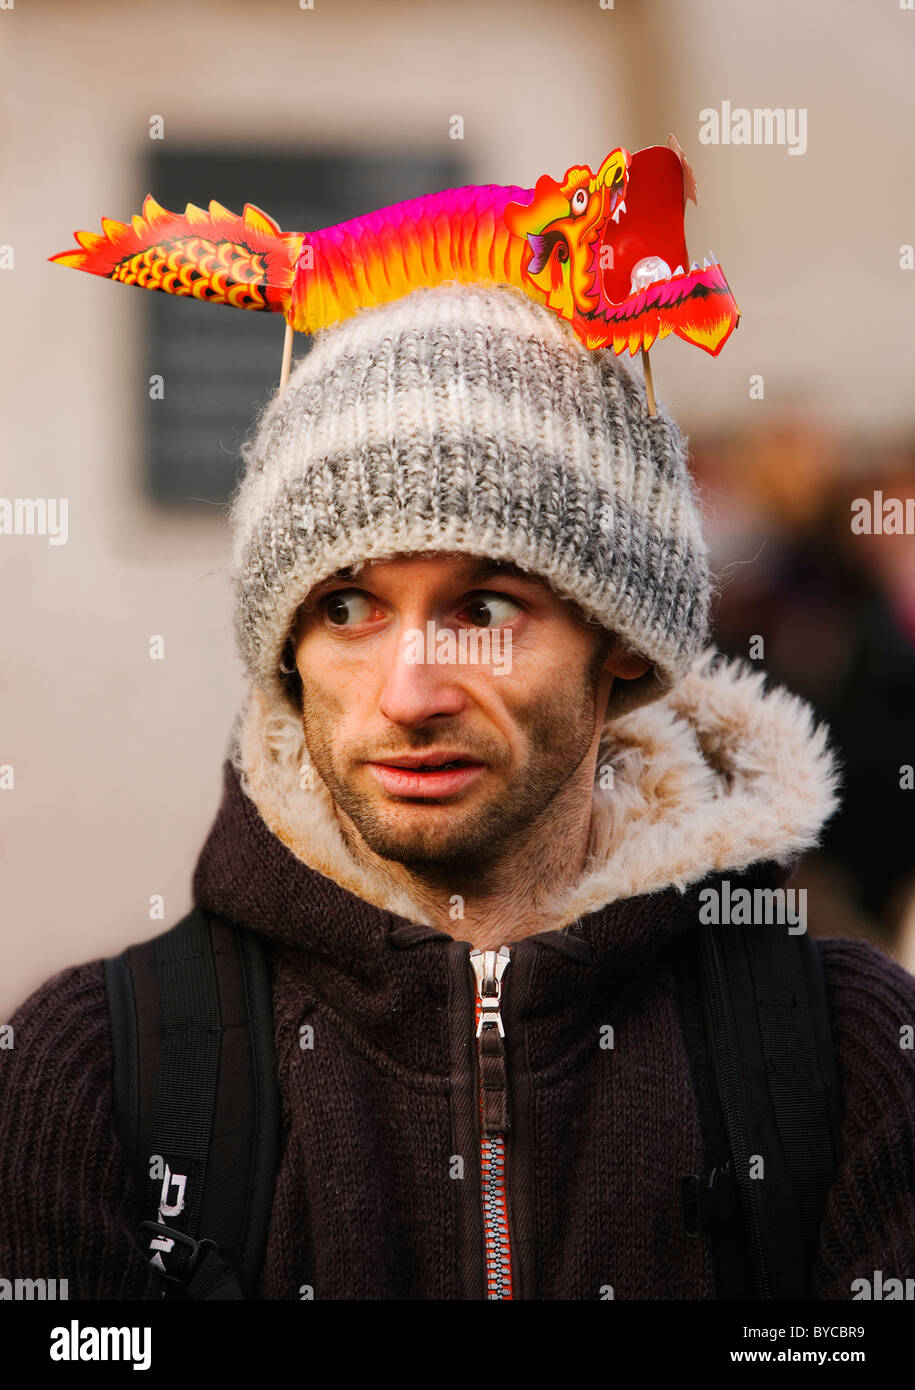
[674,930,754,1297]
[674,909,842,1299]
[105,909,280,1299]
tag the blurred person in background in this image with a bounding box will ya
[694,427,915,964]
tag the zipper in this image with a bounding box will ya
[469,946,513,1299]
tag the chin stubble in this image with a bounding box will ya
[299,645,610,885]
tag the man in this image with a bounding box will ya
[2,282,914,1299]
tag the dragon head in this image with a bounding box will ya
[504,141,726,352]
[505,149,631,323]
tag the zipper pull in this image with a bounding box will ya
[470,946,511,1134]
[470,946,510,1037]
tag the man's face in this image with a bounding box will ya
[292,554,648,882]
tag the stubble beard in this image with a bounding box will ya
[299,649,608,889]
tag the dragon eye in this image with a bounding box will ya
[571,187,588,214]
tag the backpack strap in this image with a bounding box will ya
[674,911,843,1299]
[104,908,280,1299]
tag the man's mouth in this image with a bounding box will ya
[365,753,486,799]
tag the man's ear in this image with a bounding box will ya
[605,639,651,682]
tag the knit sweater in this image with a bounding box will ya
[3,649,915,1299]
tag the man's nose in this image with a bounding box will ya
[377,625,468,726]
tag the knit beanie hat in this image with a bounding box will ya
[229,280,714,720]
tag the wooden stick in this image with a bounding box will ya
[280,320,295,392]
[641,347,656,416]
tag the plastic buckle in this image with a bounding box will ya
[681,1162,739,1238]
[138,1220,220,1286]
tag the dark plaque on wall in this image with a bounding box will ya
[143,148,463,507]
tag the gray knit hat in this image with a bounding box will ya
[229,280,713,719]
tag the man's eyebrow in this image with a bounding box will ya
[303,559,542,607]
[305,567,364,594]
[465,560,543,588]
[302,567,365,605]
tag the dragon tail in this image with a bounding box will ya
[49,196,303,314]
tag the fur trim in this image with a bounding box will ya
[230,646,843,929]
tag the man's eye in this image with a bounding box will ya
[461,593,523,628]
[324,591,376,626]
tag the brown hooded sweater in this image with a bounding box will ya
[2,649,915,1300]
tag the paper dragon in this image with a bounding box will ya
[50,134,739,412]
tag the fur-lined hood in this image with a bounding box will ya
[230,646,843,931]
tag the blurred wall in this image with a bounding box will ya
[2,0,914,1015]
